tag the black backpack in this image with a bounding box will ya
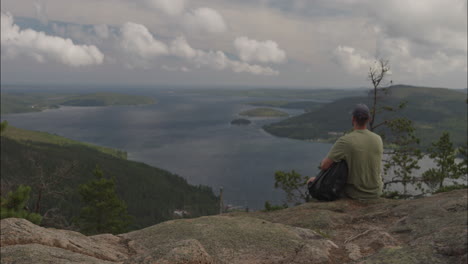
[308,160,348,201]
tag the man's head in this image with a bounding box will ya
[352,104,370,128]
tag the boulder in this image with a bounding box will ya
[122,215,336,264]
[1,189,466,264]
[0,218,133,262]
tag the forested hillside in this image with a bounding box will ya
[0,92,155,114]
[0,127,218,230]
[264,85,467,148]
[2,126,127,159]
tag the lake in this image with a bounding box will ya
[2,89,333,209]
[2,88,451,209]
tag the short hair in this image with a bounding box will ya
[352,104,370,126]
[354,115,369,126]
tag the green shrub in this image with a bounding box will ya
[263,201,288,212]
[0,185,42,224]
[75,167,133,235]
[434,185,467,194]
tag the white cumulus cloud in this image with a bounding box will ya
[119,22,169,58]
[183,8,227,34]
[332,40,467,82]
[378,37,466,78]
[116,22,278,75]
[170,36,197,59]
[170,36,278,75]
[192,50,228,70]
[229,60,278,75]
[1,12,104,67]
[234,36,287,64]
[144,0,186,15]
[365,0,467,53]
[190,48,278,76]
[328,0,467,79]
[332,45,374,74]
[117,23,277,75]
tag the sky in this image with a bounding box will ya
[1,0,467,89]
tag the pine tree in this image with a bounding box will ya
[422,132,463,191]
[0,120,8,134]
[274,170,310,204]
[76,167,132,235]
[0,185,42,224]
[383,118,423,196]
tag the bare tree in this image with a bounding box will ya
[367,59,422,197]
[368,59,391,131]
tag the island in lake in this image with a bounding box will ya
[239,107,289,117]
[231,118,251,125]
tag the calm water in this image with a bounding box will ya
[2,90,332,209]
[3,89,455,209]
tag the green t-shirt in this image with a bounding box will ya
[327,129,383,199]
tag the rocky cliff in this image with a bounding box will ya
[1,189,467,264]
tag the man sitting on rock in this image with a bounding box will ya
[308,104,384,199]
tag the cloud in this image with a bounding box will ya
[33,0,48,25]
[333,40,467,81]
[144,0,186,15]
[1,12,104,67]
[327,0,467,77]
[161,65,191,72]
[0,0,465,87]
[117,23,277,75]
[364,0,467,53]
[183,8,227,33]
[229,60,278,75]
[234,36,286,64]
[332,45,373,74]
[377,37,466,77]
[192,50,228,70]
[170,36,278,75]
[48,22,115,48]
[93,24,110,39]
[250,0,466,82]
[170,36,197,59]
[260,0,466,52]
[119,22,169,58]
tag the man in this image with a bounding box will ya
[308,104,384,199]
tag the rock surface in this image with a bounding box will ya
[1,189,466,264]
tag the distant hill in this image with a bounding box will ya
[1,92,155,114]
[264,85,467,148]
[184,87,366,101]
[60,92,155,107]
[247,100,324,112]
[0,126,218,230]
[2,126,127,159]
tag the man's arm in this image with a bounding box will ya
[307,137,346,185]
[320,157,334,170]
[307,157,335,184]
